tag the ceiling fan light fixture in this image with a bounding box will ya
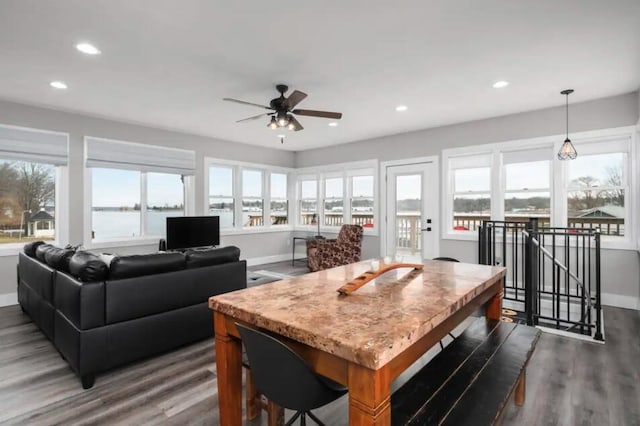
[275,111,289,127]
[287,122,295,131]
[557,89,577,161]
[268,116,278,129]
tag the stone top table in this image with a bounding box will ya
[210,259,506,425]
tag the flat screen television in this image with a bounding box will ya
[166,216,220,250]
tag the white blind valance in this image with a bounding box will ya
[0,125,68,165]
[86,137,196,175]
[502,148,552,165]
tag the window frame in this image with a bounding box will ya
[293,160,379,236]
[442,126,637,250]
[204,157,294,235]
[0,124,69,256]
[85,167,192,247]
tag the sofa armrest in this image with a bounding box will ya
[54,272,105,330]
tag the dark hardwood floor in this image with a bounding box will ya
[1,285,638,425]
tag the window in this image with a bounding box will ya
[270,173,288,225]
[504,160,551,226]
[204,158,292,232]
[242,169,263,227]
[0,125,68,247]
[0,160,56,244]
[351,175,375,228]
[443,128,635,247]
[566,151,626,236]
[299,179,317,226]
[293,162,378,233]
[324,177,343,227]
[209,166,235,228]
[452,167,491,231]
[85,137,195,242]
[91,168,141,239]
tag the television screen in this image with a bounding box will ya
[166,216,220,250]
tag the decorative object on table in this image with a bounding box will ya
[306,224,363,272]
[557,89,578,160]
[223,84,343,135]
[337,261,424,295]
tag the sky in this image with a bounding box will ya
[92,168,183,207]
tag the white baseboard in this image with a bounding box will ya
[245,254,291,267]
[601,292,640,310]
[0,292,18,307]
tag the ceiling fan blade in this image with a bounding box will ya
[292,109,342,119]
[236,112,272,123]
[289,115,304,132]
[283,90,308,110]
[223,98,273,110]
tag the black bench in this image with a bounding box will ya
[391,317,540,425]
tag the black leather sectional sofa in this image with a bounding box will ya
[17,242,246,389]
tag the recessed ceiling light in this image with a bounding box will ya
[50,81,68,90]
[492,81,510,88]
[76,42,101,55]
[395,105,408,112]
[328,122,339,127]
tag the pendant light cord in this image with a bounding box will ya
[565,93,569,139]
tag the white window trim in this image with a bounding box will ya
[204,157,294,235]
[442,126,637,250]
[293,160,379,236]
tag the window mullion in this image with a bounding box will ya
[141,172,147,237]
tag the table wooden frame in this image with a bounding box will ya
[213,275,504,425]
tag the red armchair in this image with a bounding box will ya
[306,224,363,272]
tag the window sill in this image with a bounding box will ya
[221,226,294,236]
[85,238,161,250]
[0,241,61,257]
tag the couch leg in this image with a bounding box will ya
[81,374,95,389]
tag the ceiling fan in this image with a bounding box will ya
[223,84,343,132]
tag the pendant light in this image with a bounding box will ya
[557,89,577,160]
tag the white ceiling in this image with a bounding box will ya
[0,0,638,151]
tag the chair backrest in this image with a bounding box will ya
[337,224,363,245]
[432,256,460,262]
[237,323,345,411]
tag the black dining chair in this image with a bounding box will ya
[432,256,460,349]
[237,323,348,426]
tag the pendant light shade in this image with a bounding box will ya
[557,89,577,161]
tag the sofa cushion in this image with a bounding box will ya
[24,241,45,258]
[108,253,186,280]
[69,251,109,282]
[185,246,241,269]
[44,246,75,272]
[35,244,56,262]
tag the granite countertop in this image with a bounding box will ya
[209,260,506,370]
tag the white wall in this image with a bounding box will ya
[0,99,296,299]
[296,91,640,309]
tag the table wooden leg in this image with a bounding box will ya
[515,370,526,406]
[267,401,284,426]
[485,280,504,321]
[214,311,242,426]
[245,369,261,420]
[348,363,391,425]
